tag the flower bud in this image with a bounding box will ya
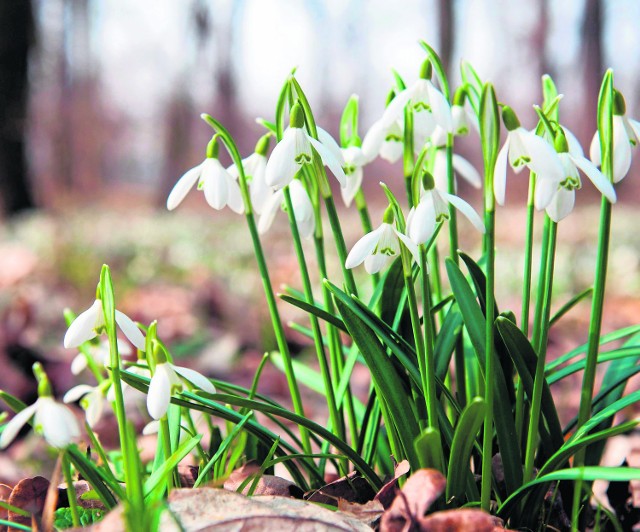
[419,59,433,80]
[255,133,272,156]
[613,90,626,116]
[382,205,395,224]
[290,103,305,129]
[502,106,521,131]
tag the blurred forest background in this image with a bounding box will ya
[2,0,640,215]
[1,1,640,471]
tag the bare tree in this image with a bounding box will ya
[438,0,455,79]
[581,0,603,140]
[0,0,35,215]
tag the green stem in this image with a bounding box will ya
[323,195,358,297]
[445,136,458,261]
[62,452,80,528]
[283,187,343,448]
[523,217,557,483]
[160,416,174,491]
[420,247,440,435]
[481,188,496,512]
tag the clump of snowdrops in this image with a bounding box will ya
[1,41,639,531]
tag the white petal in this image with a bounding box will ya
[613,117,632,183]
[452,105,470,136]
[561,127,584,158]
[361,120,386,162]
[257,189,284,234]
[224,171,245,214]
[341,167,363,207]
[493,138,510,205]
[265,129,301,189]
[147,364,173,420]
[0,403,37,449]
[85,394,104,428]
[37,399,80,448]
[364,253,390,274]
[166,163,202,211]
[248,156,270,214]
[534,176,559,210]
[521,131,564,181]
[63,384,95,403]
[345,226,384,269]
[70,354,88,375]
[589,131,601,167]
[444,192,485,233]
[546,188,575,222]
[142,420,160,435]
[316,127,345,165]
[626,118,640,144]
[407,200,437,245]
[427,82,453,133]
[452,154,482,189]
[308,136,347,187]
[114,310,146,351]
[395,229,421,265]
[172,365,216,394]
[202,160,229,210]
[571,155,616,203]
[381,89,413,127]
[380,138,403,163]
[64,300,101,348]
[289,180,315,239]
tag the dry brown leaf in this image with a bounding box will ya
[337,499,385,527]
[224,463,304,498]
[7,476,49,530]
[305,471,377,506]
[165,487,373,531]
[380,469,446,532]
[418,508,503,531]
[374,459,411,509]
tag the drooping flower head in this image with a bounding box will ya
[1,363,80,449]
[167,135,244,213]
[345,205,419,274]
[145,338,216,420]
[265,103,346,190]
[590,89,640,183]
[64,298,146,352]
[258,179,315,239]
[227,133,272,214]
[380,60,453,148]
[541,130,616,222]
[493,106,564,207]
[406,172,485,246]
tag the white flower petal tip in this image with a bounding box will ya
[345,223,416,274]
[166,164,202,210]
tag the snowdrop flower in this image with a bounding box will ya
[64,299,146,351]
[542,132,616,222]
[380,61,453,147]
[494,106,564,207]
[227,134,271,214]
[258,179,315,238]
[64,382,109,428]
[345,206,420,274]
[147,359,215,420]
[265,104,346,189]
[361,118,404,163]
[590,90,640,183]
[111,365,151,403]
[167,136,244,213]
[1,364,80,449]
[71,338,132,375]
[406,173,485,245]
[340,145,369,206]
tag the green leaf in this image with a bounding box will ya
[66,446,118,509]
[144,435,202,499]
[331,290,421,468]
[279,294,347,332]
[339,94,359,147]
[414,427,445,471]
[496,317,564,454]
[479,83,500,179]
[434,304,463,381]
[549,287,593,327]
[446,397,486,503]
[419,40,450,99]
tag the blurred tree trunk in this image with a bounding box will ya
[438,0,454,80]
[0,0,35,215]
[581,0,603,139]
[533,0,551,82]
